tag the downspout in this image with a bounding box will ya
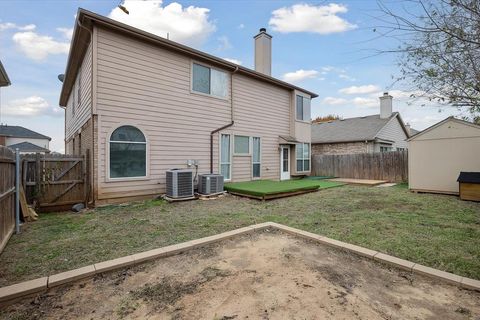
[210,66,238,173]
[77,18,95,205]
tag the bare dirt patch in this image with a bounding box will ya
[1,230,479,319]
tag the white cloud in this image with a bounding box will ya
[352,97,377,108]
[238,23,245,29]
[3,96,62,117]
[282,69,318,83]
[0,22,35,31]
[108,0,215,47]
[339,85,380,95]
[13,30,70,61]
[321,66,335,74]
[269,3,357,34]
[338,73,356,82]
[56,27,74,40]
[322,97,348,105]
[217,36,232,51]
[222,58,242,65]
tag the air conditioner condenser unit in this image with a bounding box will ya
[198,174,224,195]
[166,169,194,198]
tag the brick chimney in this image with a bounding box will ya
[379,92,393,119]
[254,28,272,76]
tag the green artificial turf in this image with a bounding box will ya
[224,179,344,197]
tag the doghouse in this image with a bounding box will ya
[457,172,480,202]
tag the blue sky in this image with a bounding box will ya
[0,0,458,152]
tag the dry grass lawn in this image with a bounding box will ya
[0,184,479,287]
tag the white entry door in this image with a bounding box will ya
[280,146,290,180]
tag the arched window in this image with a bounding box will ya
[109,125,146,179]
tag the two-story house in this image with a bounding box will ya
[59,9,317,205]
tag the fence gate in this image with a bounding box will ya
[0,147,15,252]
[23,153,87,212]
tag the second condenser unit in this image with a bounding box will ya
[198,174,224,195]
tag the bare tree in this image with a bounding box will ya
[376,0,480,117]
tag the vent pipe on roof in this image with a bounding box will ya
[254,28,272,76]
[379,92,393,119]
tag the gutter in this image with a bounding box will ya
[59,9,318,107]
[210,66,239,173]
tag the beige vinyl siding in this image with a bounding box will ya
[65,42,93,140]
[376,116,408,150]
[95,27,231,199]
[408,119,480,194]
[229,73,291,181]
[232,156,252,181]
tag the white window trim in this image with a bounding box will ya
[233,135,251,156]
[190,60,229,101]
[295,142,311,173]
[106,124,150,182]
[252,136,261,180]
[219,133,232,182]
[295,92,311,124]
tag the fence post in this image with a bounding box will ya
[15,149,20,234]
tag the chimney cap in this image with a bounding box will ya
[383,92,389,96]
[254,28,272,39]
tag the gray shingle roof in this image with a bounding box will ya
[409,128,420,135]
[8,142,50,153]
[311,113,399,144]
[0,125,51,140]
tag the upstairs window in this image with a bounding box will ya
[109,126,147,179]
[192,63,228,98]
[296,95,311,121]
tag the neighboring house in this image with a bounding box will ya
[0,125,51,154]
[59,9,317,205]
[408,117,480,195]
[311,93,412,155]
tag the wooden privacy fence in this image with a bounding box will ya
[0,147,15,252]
[312,150,408,182]
[23,152,88,212]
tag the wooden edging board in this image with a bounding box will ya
[0,222,479,306]
[226,188,319,201]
